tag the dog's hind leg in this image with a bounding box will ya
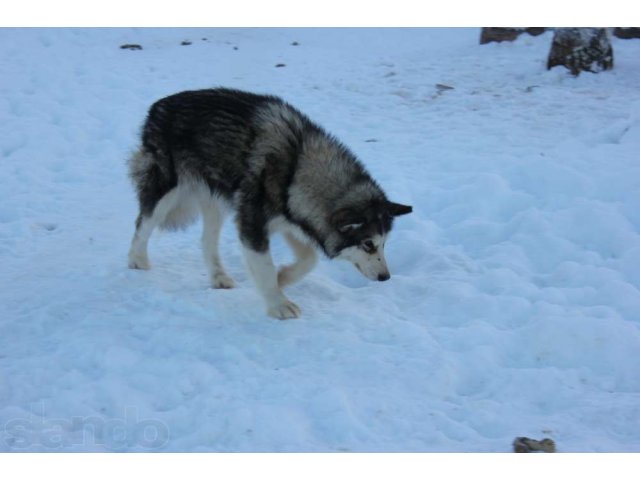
[128,148,180,270]
[200,196,235,289]
[128,187,180,270]
[128,213,154,270]
[278,232,318,288]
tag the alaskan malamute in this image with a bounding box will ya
[128,88,412,319]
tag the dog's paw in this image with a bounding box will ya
[267,299,301,320]
[211,273,235,289]
[128,253,151,270]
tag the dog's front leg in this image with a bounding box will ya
[278,231,318,287]
[242,246,301,320]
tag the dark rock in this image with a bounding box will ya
[435,83,454,92]
[480,28,523,44]
[547,28,613,75]
[525,27,547,36]
[614,28,640,39]
[480,27,547,44]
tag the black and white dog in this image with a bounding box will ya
[128,88,412,319]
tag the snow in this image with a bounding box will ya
[1,28,639,452]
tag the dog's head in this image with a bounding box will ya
[330,201,412,281]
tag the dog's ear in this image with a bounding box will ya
[330,208,365,233]
[387,201,413,217]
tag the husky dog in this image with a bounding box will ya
[128,88,412,319]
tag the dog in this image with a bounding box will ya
[127,88,412,319]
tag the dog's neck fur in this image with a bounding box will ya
[284,131,386,257]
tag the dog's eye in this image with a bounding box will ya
[361,240,375,253]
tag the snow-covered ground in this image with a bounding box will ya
[1,28,639,452]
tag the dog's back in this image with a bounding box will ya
[130,89,278,213]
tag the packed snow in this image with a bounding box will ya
[1,28,639,452]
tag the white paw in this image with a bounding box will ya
[211,273,235,289]
[128,253,151,270]
[267,299,301,320]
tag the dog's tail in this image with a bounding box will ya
[127,148,199,231]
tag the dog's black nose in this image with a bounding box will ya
[377,273,390,282]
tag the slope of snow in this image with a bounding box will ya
[1,28,639,452]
